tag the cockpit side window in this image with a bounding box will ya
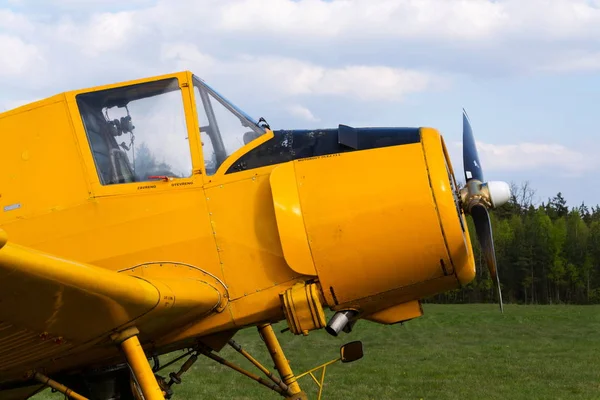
[76,78,192,185]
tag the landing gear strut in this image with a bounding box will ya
[257,323,306,400]
[197,323,307,399]
[111,327,165,400]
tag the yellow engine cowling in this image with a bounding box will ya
[270,127,476,321]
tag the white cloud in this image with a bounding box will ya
[50,0,153,6]
[539,51,600,72]
[0,9,35,34]
[287,104,320,122]
[212,0,600,45]
[55,11,146,57]
[218,0,510,40]
[305,65,435,100]
[255,60,439,100]
[452,141,597,177]
[0,35,45,79]
[3,0,600,101]
[161,47,443,101]
[160,43,217,70]
[209,0,600,73]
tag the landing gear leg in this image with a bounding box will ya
[112,327,165,400]
[257,324,307,400]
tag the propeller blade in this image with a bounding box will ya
[462,110,484,183]
[471,204,504,313]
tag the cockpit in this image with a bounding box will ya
[76,75,267,186]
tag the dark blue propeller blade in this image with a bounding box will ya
[462,110,483,182]
[462,110,503,312]
[472,204,504,313]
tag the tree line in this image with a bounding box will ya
[428,182,600,305]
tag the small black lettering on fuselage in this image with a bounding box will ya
[171,181,194,187]
[137,185,157,190]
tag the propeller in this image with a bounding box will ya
[460,110,510,313]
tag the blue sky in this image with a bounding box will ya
[1,0,599,207]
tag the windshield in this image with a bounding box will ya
[193,76,266,175]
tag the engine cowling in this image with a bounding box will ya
[270,127,476,328]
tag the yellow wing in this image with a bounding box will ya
[0,229,226,390]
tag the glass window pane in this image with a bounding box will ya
[193,77,266,175]
[76,78,192,185]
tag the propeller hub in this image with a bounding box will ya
[459,179,491,213]
[459,180,511,214]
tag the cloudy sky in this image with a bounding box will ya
[2,0,599,207]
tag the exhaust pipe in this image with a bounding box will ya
[343,320,357,334]
[325,310,358,337]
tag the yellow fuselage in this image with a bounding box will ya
[0,71,476,390]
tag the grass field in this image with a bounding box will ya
[33,304,600,399]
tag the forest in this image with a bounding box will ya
[430,182,600,305]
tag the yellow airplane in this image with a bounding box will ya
[0,71,511,400]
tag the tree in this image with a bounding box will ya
[495,181,536,219]
[546,192,569,220]
[579,202,592,224]
[587,221,600,303]
[427,182,600,305]
[563,210,589,302]
[547,217,567,302]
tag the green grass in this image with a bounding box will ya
[33,304,600,399]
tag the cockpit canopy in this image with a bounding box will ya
[76,75,266,185]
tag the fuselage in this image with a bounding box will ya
[0,71,476,393]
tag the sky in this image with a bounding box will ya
[1,0,600,207]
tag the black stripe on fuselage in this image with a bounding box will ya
[226,124,421,174]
